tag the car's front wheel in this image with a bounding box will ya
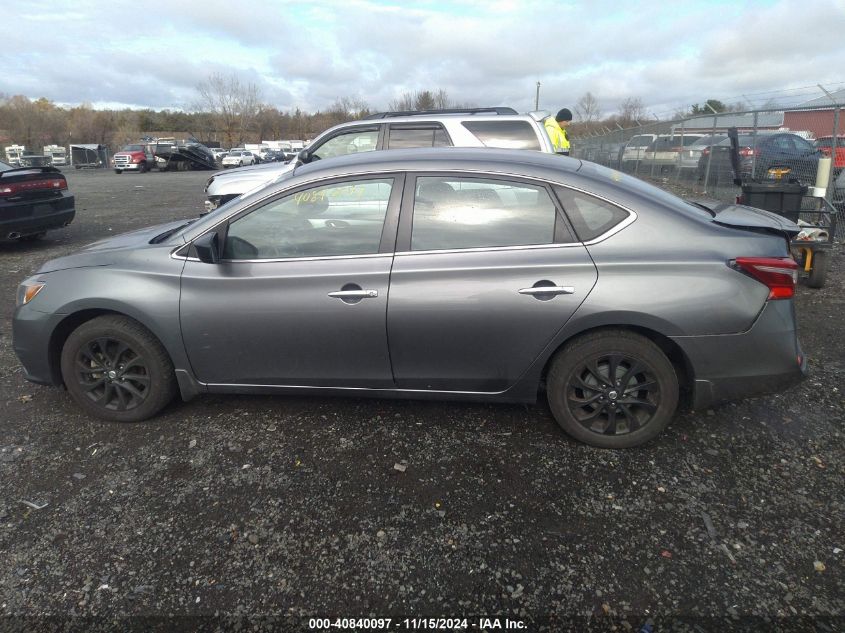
[546,330,679,448]
[60,315,177,422]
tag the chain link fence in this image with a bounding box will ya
[571,103,844,238]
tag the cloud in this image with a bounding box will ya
[0,0,843,118]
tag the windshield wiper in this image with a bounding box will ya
[149,220,196,244]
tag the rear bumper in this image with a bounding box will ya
[0,194,75,239]
[670,300,806,410]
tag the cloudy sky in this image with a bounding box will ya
[2,0,844,117]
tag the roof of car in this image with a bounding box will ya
[293,147,582,180]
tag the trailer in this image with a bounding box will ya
[43,145,68,166]
[4,144,26,166]
[70,144,109,169]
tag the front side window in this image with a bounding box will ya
[411,176,557,251]
[461,121,541,150]
[224,178,393,260]
[310,128,380,160]
[793,137,814,152]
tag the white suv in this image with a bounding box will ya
[204,108,556,210]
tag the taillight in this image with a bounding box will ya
[0,178,67,197]
[738,147,755,157]
[732,257,797,300]
[819,147,831,156]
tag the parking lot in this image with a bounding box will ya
[1,168,843,630]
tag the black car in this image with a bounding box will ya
[0,160,75,241]
[697,133,821,185]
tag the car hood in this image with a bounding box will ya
[35,219,192,273]
[206,161,295,196]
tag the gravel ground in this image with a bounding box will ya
[0,168,843,632]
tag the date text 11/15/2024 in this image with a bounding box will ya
[308,617,527,630]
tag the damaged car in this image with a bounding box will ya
[13,149,805,448]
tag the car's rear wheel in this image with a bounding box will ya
[546,330,679,448]
[60,315,177,422]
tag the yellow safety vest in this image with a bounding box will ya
[544,117,571,154]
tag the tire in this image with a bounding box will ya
[806,250,829,288]
[138,162,147,173]
[546,330,679,448]
[60,315,177,422]
[114,169,122,174]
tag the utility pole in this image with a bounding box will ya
[534,82,540,111]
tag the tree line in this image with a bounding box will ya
[0,71,759,153]
[0,73,477,152]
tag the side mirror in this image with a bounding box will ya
[194,231,220,264]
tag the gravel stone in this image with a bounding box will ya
[0,169,842,624]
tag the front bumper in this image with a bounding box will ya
[114,162,143,171]
[12,303,64,387]
[671,299,806,410]
[0,194,75,239]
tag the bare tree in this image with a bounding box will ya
[196,72,261,148]
[617,97,646,126]
[388,92,415,111]
[388,89,458,112]
[575,92,601,123]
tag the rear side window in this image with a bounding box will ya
[628,136,653,147]
[461,121,541,150]
[412,176,557,250]
[554,186,630,242]
[387,125,451,149]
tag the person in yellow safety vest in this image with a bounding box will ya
[544,108,573,155]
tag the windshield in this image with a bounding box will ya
[0,160,11,172]
[690,135,727,148]
[122,145,144,152]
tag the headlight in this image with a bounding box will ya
[17,281,45,306]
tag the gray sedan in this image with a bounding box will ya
[12,149,805,448]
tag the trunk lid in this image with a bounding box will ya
[693,198,800,238]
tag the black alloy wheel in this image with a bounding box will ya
[60,315,177,422]
[547,330,679,448]
[73,337,150,412]
[565,353,659,435]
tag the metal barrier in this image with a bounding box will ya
[572,103,844,239]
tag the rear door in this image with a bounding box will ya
[386,174,598,392]
[386,124,452,149]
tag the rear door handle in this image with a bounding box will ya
[518,286,575,296]
[328,289,379,299]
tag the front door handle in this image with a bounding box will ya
[518,286,575,296]
[328,289,379,299]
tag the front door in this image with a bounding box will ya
[180,175,402,387]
